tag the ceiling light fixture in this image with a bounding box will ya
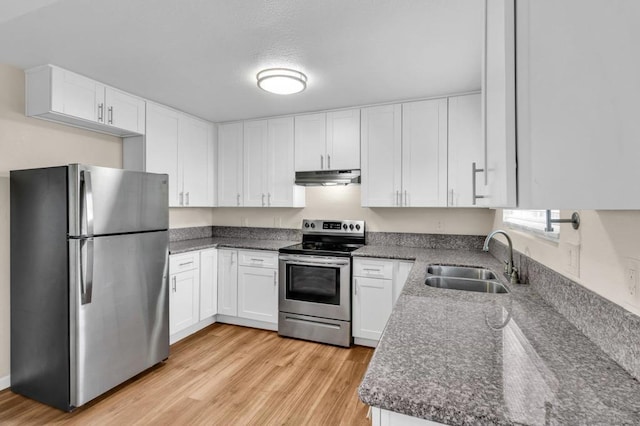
[257,68,307,95]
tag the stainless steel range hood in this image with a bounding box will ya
[295,170,361,186]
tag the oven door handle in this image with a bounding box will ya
[279,256,350,267]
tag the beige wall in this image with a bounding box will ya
[169,208,214,229]
[493,210,640,316]
[0,64,123,378]
[212,185,495,235]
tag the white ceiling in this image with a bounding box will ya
[0,0,482,122]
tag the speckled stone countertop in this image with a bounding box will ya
[169,237,298,254]
[354,246,640,425]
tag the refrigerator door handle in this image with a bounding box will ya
[80,170,95,237]
[80,238,94,305]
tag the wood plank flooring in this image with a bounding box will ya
[0,324,374,425]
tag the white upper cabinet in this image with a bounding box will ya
[242,117,304,208]
[515,0,640,209]
[401,99,448,207]
[26,65,145,136]
[362,100,447,207]
[482,0,517,208]
[294,109,360,171]
[123,102,215,207]
[218,122,244,207]
[448,94,486,207]
[361,104,402,207]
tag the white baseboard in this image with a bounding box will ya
[0,374,10,391]
[216,314,278,332]
[169,316,217,345]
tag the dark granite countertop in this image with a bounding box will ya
[355,245,640,425]
[169,237,298,254]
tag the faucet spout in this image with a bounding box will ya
[483,230,517,282]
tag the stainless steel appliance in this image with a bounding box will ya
[10,164,169,411]
[278,219,365,347]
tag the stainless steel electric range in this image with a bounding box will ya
[278,219,365,347]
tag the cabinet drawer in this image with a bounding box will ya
[238,250,278,268]
[170,251,200,273]
[353,258,394,279]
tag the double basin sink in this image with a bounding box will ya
[425,265,509,294]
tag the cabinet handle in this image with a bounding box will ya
[172,276,177,293]
[327,154,331,170]
[237,193,240,206]
[179,261,193,267]
[404,190,408,207]
[267,193,271,206]
[262,193,265,207]
[472,162,486,205]
[354,278,358,295]
[396,190,400,206]
[251,258,264,262]
[363,268,381,272]
[186,192,190,206]
[179,192,184,206]
[449,189,454,206]
[273,271,277,287]
[320,155,324,170]
[108,106,113,124]
[97,103,104,122]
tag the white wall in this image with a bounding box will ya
[493,210,640,316]
[212,185,495,235]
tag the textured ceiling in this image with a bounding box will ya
[0,0,483,122]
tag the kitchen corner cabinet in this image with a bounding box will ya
[448,93,486,207]
[217,249,238,316]
[123,102,215,207]
[169,252,201,335]
[243,117,304,208]
[353,258,414,343]
[25,64,145,136]
[217,122,244,207]
[361,99,447,207]
[294,109,360,171]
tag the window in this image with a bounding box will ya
[502,209,560,239]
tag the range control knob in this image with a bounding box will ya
[356,224,361,230]
[304,222,310,228]
[310,223,316,228]
[349,224,354,230]
[343,224,348,230]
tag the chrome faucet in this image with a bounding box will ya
[483,230,519,284]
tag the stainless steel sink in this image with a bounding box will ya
[427,265,498,281]
[425,276,509,294]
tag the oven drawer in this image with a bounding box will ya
[353,258,393,279]
[170,252,200,273]
[238,250,278,268]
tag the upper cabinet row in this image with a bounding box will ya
[25,65,146,136]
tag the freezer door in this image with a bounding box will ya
[68,164,168,237]
[69,231,169,407]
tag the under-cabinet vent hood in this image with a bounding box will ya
[295,170,361,186]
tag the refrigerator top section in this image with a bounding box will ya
[68,164,169,237]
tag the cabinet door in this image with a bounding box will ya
[448,94,486,207]
[50,67,103,123]
[294,113,326,171]
[393,261,414,305]
[170,269,200,335]
[104,87,146,134]
[217,250,238,316]
[145,103,180,207]
[353,276,393,340]
[218,122,244,207]
[179,115,213,206]
[243,120,268,207]
[361,104,402,207]
[238,266,278,324]
[326,109,360,170]
[483,0,517,207]
[267,117,296,207]
[401,99,447,207]
[200,248,218,320]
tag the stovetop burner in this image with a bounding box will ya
[279,219,365,257]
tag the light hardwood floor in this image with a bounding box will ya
[0,324,374,425]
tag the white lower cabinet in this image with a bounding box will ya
[217,249,278,329]
[353,258,414,345]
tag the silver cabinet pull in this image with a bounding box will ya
[396,190,400,206]
[251,258,264,262]
[179,261,193,267]
[179,192,184,206]
[172,276,177,293]
[363,268,381,272]
[97,103,104,122]
[404,190,408,207]
[107,106,114,124]
[327,154,331,169]
[236,193,240,206]
[185,192,190,206]
[354,278,358,295]
[267,193,271,206]
[273,271,277,287]
[472,162,486,205]
[262,193,265,207]
[320,155,324,170]
[449,189,454,206]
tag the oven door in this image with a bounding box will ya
[279,255,351,321]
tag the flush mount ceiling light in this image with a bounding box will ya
[257,68,307,95]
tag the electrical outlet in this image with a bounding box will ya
[240,217,249,227]
[565,243,580,277]
[274,217,282,228]
[436,220,444,232]
[628,268,638,297]
[625,257,640,305]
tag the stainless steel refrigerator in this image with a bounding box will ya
[10,164,170,411]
